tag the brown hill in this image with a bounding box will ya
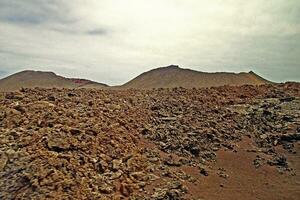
[0,70,108,92]
[120,65,270,89]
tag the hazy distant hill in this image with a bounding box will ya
[120,65,270,89]
[0,70,108,92]
[0,66,271,91]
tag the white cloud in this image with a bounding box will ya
[0,0,299,84]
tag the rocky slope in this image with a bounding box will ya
[0,83,299,199]
[0,70,108,92]
[120,65,270,89]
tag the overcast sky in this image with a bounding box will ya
[0,0,299,85]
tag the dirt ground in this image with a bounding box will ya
[188,138,300,200]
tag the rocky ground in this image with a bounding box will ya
[0,83,299,200]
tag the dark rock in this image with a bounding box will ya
[47,137,70,152]
[200,168,208,176]
[166,189,181,199]
[183,143,201,156]
[5,92,24,100]
[104,98,111,103]
[96,160,108,174]
[47,96,55,101]
[190,146,200,156]
[120,183,133,197]
[217,171,229,179]
[253,155,264,168]
[282,115,293,122]
[263,110,272,116]
[282,142,294,151]
[200,151,216,161]
[167,181,182,189]
[13,105,26,113]
[67,93,76,97]
[267,155,288,169]
[164,157,181,167]
[281,133,300,142]
[70,128,81,135]
[280,97,295,102]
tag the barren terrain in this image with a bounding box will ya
[0,66,270,92]
[0,70,108,92]
[120,65,270,89]
[0,83,299,199]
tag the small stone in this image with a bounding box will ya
[280,96,295,102]
[99,184,114,194]
[47,137,70,151]
[267,155,288,169]
[47,96,55,101]
[149,157,159,162]
[167,181,182,189]
[13,105,26,113]
[0,153,8,171]
[5,92,24,100]
[200,168,208,176]
[217,171,229,179]
[88,101,93,106]
[67,93,76,97]
[70,128,81,135]
[160,117,177,121]
[164,156,181,167]
[166,189,181,199]
[112,159,122,171]
[104,98,111,103]
[137,182,146,188]
[109,104,121,110]
[152,188,168,199]
[96,160,108,174]
[130,171,145,181]
[260,134,268,139]
[120,183,133,197]
[281,133,300,142]
[147,174,160,181]
[190,146,200,156]
[5,149,16,158]
[253,156,264,168]
[110,170,122,180]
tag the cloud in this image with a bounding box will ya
[0,0,69,24]
[86,28,109,36]
[0,0,299,84]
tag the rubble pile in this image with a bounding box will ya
[0,83,299,199]
[142,83,300,169]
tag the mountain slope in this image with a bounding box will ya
[120,65,270,89]
[0,70,108,92]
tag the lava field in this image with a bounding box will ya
[0,83,300,200]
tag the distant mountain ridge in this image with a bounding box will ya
[0,66,271,91]
[120,65,270,89]
[0,70,108,92]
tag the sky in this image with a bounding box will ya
[0,0,299,85]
